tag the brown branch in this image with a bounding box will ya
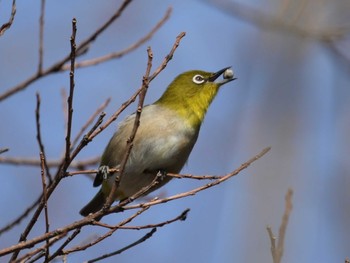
[120,147,271,212]
[9,18,78,262]
[149,31,186,82]
[86,228,157,263]
[0,0,133,101]
[61,7,172,71]
[0,0,16,36]
[39,152,50,261]
[46,228,81,262]
[35,93,52,182]
[64,18,77,166]
[94,208,189,230]
[103,46,153,215]
[0,156,100,168]
[71,98,110,150]
[63,207,150,255]
[0,195,41,236]
[266,188,293,263]
[65,167,119,178]
[166,173,222,180]
[0,147,270,257]
[0,148,9,155]
[38,0,46,73]
[14,233,66,263]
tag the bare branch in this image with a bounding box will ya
[14,233,66,263]
[266,188,293,263]
[39,152,50,261]
[64,18,77,166]
[0,0,133,101]
[38,0,46,73]
[35,93,52,182]
[86,228,157,263]
[266,225,277,263]
[103,46,153,215]
[61,7,172,71]
[0,147,270,257]
[0,0,16,36]
[0,156,100,168]
[0,148,9,155]
[0,194,43,236]
[71,98,110,151]
[95,208,190,230]
[120,147,271,212]
[46,228,81,262]
[166,173,222,180]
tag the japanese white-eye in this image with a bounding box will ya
[80,67,236,216]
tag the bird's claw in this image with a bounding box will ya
[156,170,167,181]
[98,165,110,181]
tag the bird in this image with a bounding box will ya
[80,67,236,217]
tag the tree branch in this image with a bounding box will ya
[0,0,16,36]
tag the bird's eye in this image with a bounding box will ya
[192,74,205,84]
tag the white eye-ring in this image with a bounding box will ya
[192,74,205,84]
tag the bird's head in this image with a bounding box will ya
[155,67,236,128]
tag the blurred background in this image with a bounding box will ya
[1,0,350,262]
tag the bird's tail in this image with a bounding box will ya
[80,189,106,217]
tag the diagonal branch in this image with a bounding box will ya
[0,1,173,101]
[0,147,270,257]
[86,228,157,263]
[0,0,16,36]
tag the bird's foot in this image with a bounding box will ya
[98,165,110,181]
[156,169,167,181]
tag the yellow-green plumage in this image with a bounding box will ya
[80,67,236,217]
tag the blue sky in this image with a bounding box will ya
[1,1,350,262]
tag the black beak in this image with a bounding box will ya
[208,66,237,84]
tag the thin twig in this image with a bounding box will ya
[166,173,222,180]
[0,156,100,168]
[14,233,66,263]
[266,225,277,263]
[71,98,110,150]
[35,93,52,182]
[276,188,293,262]
[38,0,46,73]
[39,152,50,261]
[0,195,41,236]
[64,18,77,166]
[120,147,271,212]
[0,0,16,36]
[104,46,153,213]
[87,228,157,263]
[94,208,190,230]
[149,32,186,82]
[8,17,79,262]
[63,206,150,255]
[0,148,9,155]
[46,228,81,262]
[61,7,172,71]
[0,0,133,101]
[266,188,293,263]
